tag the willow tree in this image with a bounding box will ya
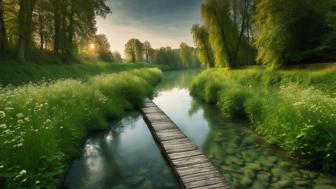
[125,39,144,63]
[201,0,251,68]
[255,0,336,68]
[191,24,214,68]
[179,42,194,68]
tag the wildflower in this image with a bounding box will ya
[16,113,24,118]
[0,111,5,119]
[35,180,40,185]
[4,107,14,111]
[0,124,7,129]
[21,178,27,183]
[0,165,4,169]
[19,170,27,175]
[24,117,30,122]
[17,143,23,147]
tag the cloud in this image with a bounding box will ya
[96,0,203,56]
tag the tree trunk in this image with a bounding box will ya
[0,0,7,56]
[53,0,60,54]
[17,0,36,62]
[17,0,26,62]
[233,0,248,66]
[67,0,75,56]
[38,9,44,51]
[214,9,233,67]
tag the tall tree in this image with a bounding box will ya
[201,0,236,67]
[179,42,193,68]
[191,24,215,68]
[125,39,144,63]
[17,0,37,62]
[143,41,153,63]
[112,51,122,63]
[0,0,7,56]
[255,0,335,68]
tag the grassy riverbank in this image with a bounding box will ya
[191,68,336,170]
[0,68,162,188]
[0,60,169,86]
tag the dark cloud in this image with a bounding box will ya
[97,0,203,54]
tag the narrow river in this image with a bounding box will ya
[65,70,336,189]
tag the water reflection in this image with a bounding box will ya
[64,113,180,189]
[153,70,336,189]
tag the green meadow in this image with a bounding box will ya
[0,68,162,188]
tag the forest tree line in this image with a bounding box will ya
[124,38,200,69]
[192,0,336,69]
[0,0,117,63]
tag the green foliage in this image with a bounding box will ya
[191,68,336,169]
[191,24,215,68]
[0,68,162,188]
[152,47,181,68]
[0,61,162,86]
[255,0,336,68]
[124,39,144,63]
[200,0,255,68]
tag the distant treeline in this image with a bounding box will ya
[124,38,200,69]
[0,0,120,63]
[192,0,336,69]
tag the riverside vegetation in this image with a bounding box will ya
[191,68,336,170]
[0,68,162,189]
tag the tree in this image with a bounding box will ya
[179,42,194,68]
[112,51,122,63]
[255,0,336,68]
[200,0,254,68]
[0,0,7,56]
[124,39,144,63]
[143,41,154,63]
[153,47,181,68]
[191,24,215,68]
[17,0,37,62]
[94,34,113,61]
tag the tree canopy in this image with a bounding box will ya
[0,0,111,62]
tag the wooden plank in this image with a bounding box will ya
[169,150,202,160]
[141,99,230,189]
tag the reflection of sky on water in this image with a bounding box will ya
[64,114,179,189]
[154,88,210,149]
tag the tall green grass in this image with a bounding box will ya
[0,68,162,188]
[191,68,336,170]
[0,60,168,86]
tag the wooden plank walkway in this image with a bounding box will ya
[141,99,230,189]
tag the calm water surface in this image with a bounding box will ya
[65,70,336,189]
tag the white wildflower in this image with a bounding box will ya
[21,178,27,183]
[0,124,7,129]
[17,143,23,147]
[35,180,40,185]
[19,170,27,175]
[0,111,5,119]
[4,107,13,111]
[24,117,30,122]
[16,113,24,118]
[0,165,4,169]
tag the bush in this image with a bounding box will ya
[0,68,162,188]
[191,68,336,169]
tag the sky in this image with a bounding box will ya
[96,0,203,56]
